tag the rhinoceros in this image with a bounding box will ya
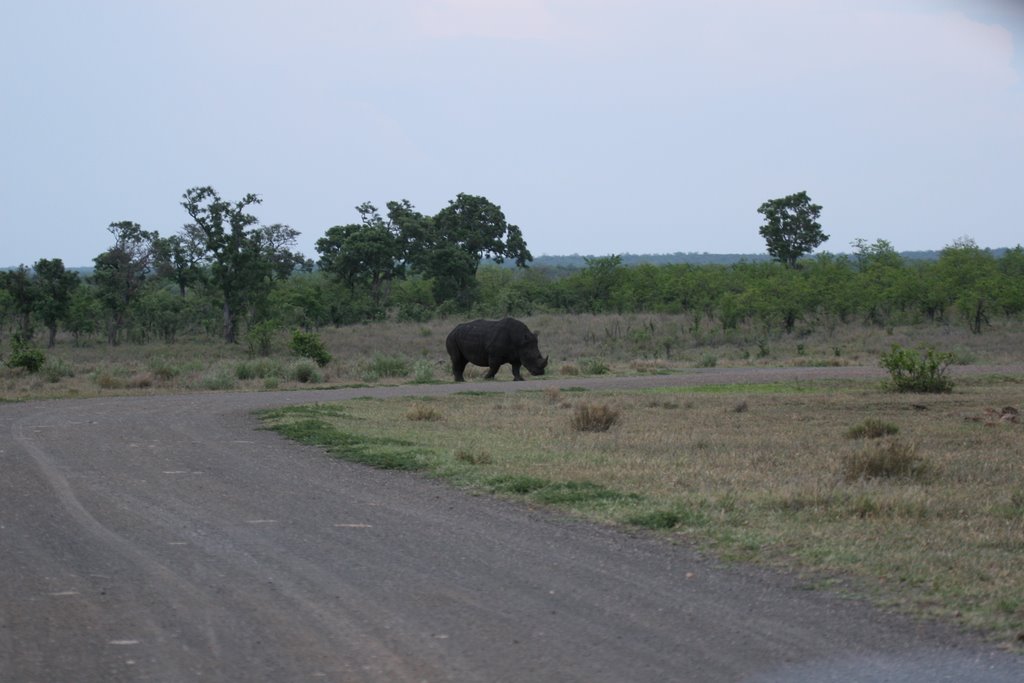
[445,318,549,382]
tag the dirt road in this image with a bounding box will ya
[3,366,1022,682]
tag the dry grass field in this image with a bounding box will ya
[2,313,1022,401]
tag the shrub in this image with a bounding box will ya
[845,418,899,440]
[148,358,180,381]
[412,359,434,384]
[7,336,45,373]
[571,402,620,432]
[291,361,321,384]
[247,321,279,357]
[841,439,929,482]
[289,330,332,367]
[41,357,74,383]
[697,353,718,368]
[879,344,954,393]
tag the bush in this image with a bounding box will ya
[412,359,435,384]
[291,361,322,384]
[7,336,46,373]
[879,344,954,393]
[247,321,279,358]
[406,404,443,421]
[41,357,74,383]
[571,402,620,432]
[289,330,332,367]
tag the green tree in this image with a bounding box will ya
[181,186,299,343]
[936,237,999,333]
[91,221,159,345]
[154,229,206,297]
[33,258,80,347]
[0,265,38,338]
[64,286,104,345]
[399,194,532,308]
[757,191,827,268]
[316,203,404,309]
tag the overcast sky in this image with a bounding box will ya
[2,0,1021,267]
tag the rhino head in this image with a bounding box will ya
[519,331,548,376]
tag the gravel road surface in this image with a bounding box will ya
[3,366,1022,682]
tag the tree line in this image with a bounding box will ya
[2,187,1021,351]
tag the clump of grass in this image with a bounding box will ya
[732,400,749,413]
[845,418,899,440]
[570,402,620,432]
[545,387,562,404]
[579,358,610,375]
[559,364,580,376]
[148,358,180,381]
[201,369,235,391]
[486,475,549,495]
[412,359,435,384]
[841,439,930,482]
[363,354,411,381]
[454,449,492,465]
[624,504,707,530]
[41,357,74,383]
[406,404,443,421]
[94,371,123,389]
[236,359,282,380]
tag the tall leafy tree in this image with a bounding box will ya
[91,221,159,345]
[399,193,532,307]
[757,191,827,268]
[316,203,405,308]
[33,258,80,347]
[0,265,38,339]
[181,186,300,343]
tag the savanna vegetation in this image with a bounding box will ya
[2,187,1023,645]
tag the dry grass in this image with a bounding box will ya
[5,315,1024,401]
[263,376,1024,644]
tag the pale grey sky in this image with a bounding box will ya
[2,0,1021,267]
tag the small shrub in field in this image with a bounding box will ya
[697,353,717,368]
[291,361,321,384]
[149,358,180,381]
[406,404,443,421]
[247,321,278,357]
[580,358,610,375]
[559,364,580,376]
[571,402,620,432]
[412,359,434,384]
[841,439,929,482]
[7,336,45,373]
[41,357,74,383]
[545,387,562,404]
[94,371,123,389]
[880,344,954,393]
[845,418,899,440]
[290,330,332,367]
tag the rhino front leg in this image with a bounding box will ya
[511,361,524,381]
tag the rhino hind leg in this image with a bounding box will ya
[451,355,468,382]
[483,363,501,379]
